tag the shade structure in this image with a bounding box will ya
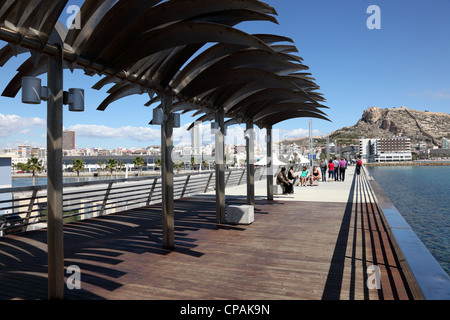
[0,0,331,300]
[254,156,287,166]
[0,0,329,127]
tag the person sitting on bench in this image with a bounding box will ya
[310,166,321,186]
[276,167,293,194]
[300,166,309,186]
[288,166,299,186]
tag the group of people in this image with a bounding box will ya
[276,157,363,194]
[321,157,348,182]
[276,165,323,194]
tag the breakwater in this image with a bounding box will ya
[365,161,450,167]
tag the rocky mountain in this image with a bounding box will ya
[329,106,450,146]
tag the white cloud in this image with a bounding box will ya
[279,128,322,140]
[0,113,45,138]
[67,124,160,142]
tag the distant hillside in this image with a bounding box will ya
[329,106,450,146]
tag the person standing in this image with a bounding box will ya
[333,157,339,181]
[320,160,327,182]
[339,158,347,181]
[356,157,362,175]
[328,159,334,182]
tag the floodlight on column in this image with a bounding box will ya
[152,108,165,125]
[22,77,50,104]
[211,122,219,133]
[173,113,181,128]
[66,88,85,112]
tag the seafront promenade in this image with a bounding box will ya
[0,166,416,300]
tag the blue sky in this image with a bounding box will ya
[0,0,449,150]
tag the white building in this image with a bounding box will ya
[17,145,31,158]
[359,137,412,163]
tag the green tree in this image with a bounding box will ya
[117,160,124,172]
[26,157,43,177]
[97,160,104,172]
[155,158,162,171]
[16,162,28,172]
[174,161,183,174]
[72,159,85,177]
[133,156,145,175]
[105,159,117,176]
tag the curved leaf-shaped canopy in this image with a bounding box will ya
[0,0,328,130]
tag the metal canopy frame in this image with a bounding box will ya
[0,0,329,300]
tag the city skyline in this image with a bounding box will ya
[0,1,449,150]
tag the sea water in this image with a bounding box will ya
[367,165,449,276]
[12,176,121,187]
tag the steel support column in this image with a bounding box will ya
[161,92,174,250]
[246,122,254,206]
[47,44,64,300]
[215,109,226,224]
[266,126,274,201]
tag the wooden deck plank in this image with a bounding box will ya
[0,173,413,300]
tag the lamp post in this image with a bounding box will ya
[21,45,85,300]
[151,100,180,250]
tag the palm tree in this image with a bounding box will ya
[174,161,183,174]
[117,160,124,173]
[105,159,117,177]
[155,158,162,171]
[133,156,145,176]
[72,159,85,177]
[97,159,104,172]
[26,157,43,186]
[26,157,43,178]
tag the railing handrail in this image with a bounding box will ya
[0,168,257,194]
[0,167,268,235]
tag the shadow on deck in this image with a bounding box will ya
[0,174,414,300]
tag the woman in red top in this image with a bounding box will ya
[328,160,335,182]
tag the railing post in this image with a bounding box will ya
[238,168,246,186]
[225,170,232,188]
[146,178,158,206]
[161,92,174,250]
[22,189,38,232]
[46,44,64,300]
[100,182,114,216]
[204,172,213,193]
[181,175,190,198]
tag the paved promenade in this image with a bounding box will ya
[0,166,414,300]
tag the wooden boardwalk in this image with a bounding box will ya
[0,170,414,300]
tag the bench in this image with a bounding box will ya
[227,205,254,225]
[273,184,284,195]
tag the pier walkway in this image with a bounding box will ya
[0,166,414,300]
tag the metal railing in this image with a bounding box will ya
[0,167,268,236]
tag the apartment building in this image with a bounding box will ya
[359,137,412,163]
